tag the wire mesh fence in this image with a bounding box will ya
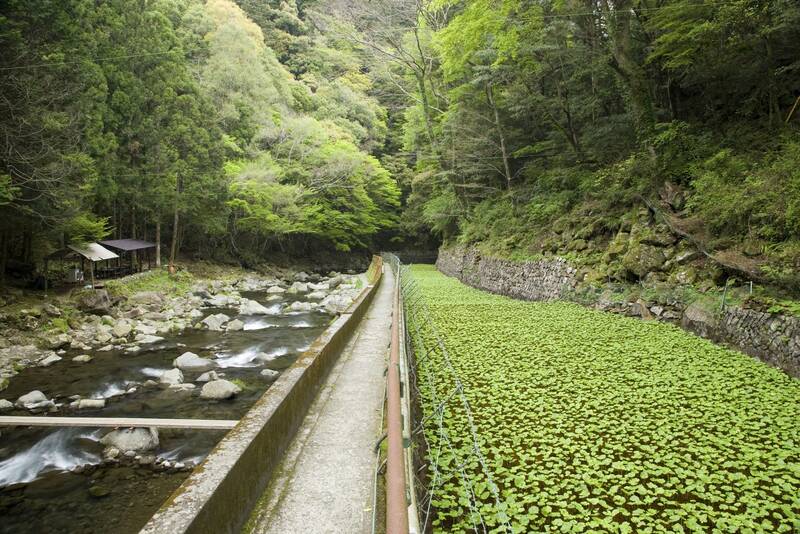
[383,253,513,534]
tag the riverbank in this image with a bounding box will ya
[0,260,362,395]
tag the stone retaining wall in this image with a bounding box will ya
[437,246,800,378]
[436,245,578,301]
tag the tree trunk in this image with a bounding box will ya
[0,232,7,286]
[486,83,512,190]
[169,178,180,274]
[155,220,161,268]
[603,0,655,139]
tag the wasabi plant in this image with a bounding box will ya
[407,265,800,533]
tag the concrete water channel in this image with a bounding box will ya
[0,286,335,533]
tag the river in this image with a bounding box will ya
[0,287,333,533]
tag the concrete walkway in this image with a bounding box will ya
[244,268,393,534]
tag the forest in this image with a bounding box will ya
[1,0,799,286]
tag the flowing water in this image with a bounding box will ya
[0,290,332,534]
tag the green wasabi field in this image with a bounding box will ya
[407,265,800,533]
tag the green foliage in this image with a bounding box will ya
[687,140,800,242]
[408,266,800,532]
[66,213,111,244]
[104,268,194,298]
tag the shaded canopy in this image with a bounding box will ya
[99,239,156,252]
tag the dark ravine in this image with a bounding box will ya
[437,246,800,378]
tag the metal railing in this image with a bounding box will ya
[388,254,513,534]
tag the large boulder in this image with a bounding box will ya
[201,313,230,331]
[199,379,241,400]
[77,289,113,315]
[681,300,720,339]
[173,352,217,372]
[239,299,272,315]
[100,427,159,453]
[622,243,666,279]
[15,390,55,412]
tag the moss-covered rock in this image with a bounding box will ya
[568,239,588,251]
[622,243,667,279]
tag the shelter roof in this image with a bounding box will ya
[99,239,156,252]
[47,242,119,262]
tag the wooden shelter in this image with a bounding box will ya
[99,239,157,275]
[45,242,119,290]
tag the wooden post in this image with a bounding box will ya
[89,261,95,289]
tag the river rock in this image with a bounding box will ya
[0,399,13,411]
[15,390,54,411]
[45,333,71,350]
[38,354,62,367]
[200,379,241,400]
[168,383,196,392]
[259,369,279,381]
[321,294,353,314]
[201,313,230,331]
[226,319,244,331]
[253,351,282,364]
[293,271,309,282]
[88,485,111,498]
[173,352,217,372]
[100,427,159,453]
[42,303,62,317]
[239,299,272,315]
[136,323,157,336]
[77,289,113,315]
[71,398,106,410]
[72,354,92,363]
[308,282,330,291]
[159,368,184,385]
[129,291,164,307]
[206,294,234,307]
[306,291,326,300]
[112,322,132,338]
[287,281,308,294]
[97,344,114,352]
[266,285,286,294]
[327,275,343,289]
[95,331,113,344]
[196,370,219,382]
[135,334,164,344]
[285,301,315,312]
